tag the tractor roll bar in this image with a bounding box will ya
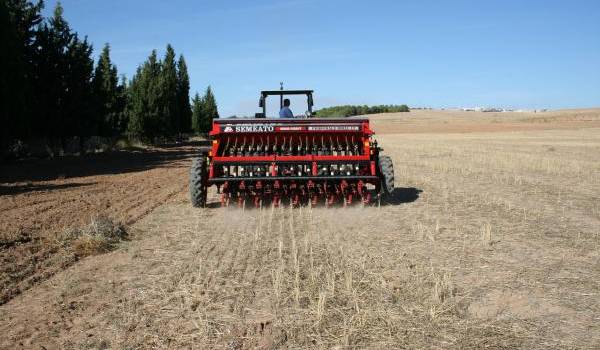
[258,90,314,117]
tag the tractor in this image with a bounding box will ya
[189,89,394,207]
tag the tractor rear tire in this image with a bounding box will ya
[379,155,394,197]
[190,155,208,208]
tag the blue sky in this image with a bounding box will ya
[43,0,600,117]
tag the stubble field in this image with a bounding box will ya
[1,109,599,349]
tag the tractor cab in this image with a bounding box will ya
[256,89,314,118]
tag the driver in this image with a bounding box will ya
[279,98,294,118]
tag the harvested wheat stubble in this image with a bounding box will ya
[0,204,529,349]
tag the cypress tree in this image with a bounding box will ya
[92,43,119,136]
[160,44,178,135]
[199,86,219,133]
[32,3,72,140]
[0,0,23,147]
[63,33,94,138]
[126,66,144,139]
[0,0,43,147]
[32,2,94,142]
[115,74,128,134]
[176,55,192,133]
[146,50,164,139]
[191,92,203,133]
[127,50,164,140]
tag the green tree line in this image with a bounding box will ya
[316,104,410,118]
[1,0,218,151]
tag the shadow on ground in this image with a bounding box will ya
[0,141,202,186]
[0,182,96,196]
[383,187,422,205]
[202,187,423,209]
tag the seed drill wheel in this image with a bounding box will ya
[378,155,394,198]
[190,154,208,208]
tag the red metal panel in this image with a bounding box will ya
[312,155,369,161]
[213,156,276,162]
[363,140,370,156]
[210,140,219,157]
[276,155,313,161]
[212,155,370,162]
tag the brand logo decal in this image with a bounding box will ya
[223,126,233,132]
[230,124,275,132]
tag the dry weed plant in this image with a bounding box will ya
[58,216,127,257]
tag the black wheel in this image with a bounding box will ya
[378,155,394,197]
[190,154,208,207]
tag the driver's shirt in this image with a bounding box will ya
[279,107,294,118]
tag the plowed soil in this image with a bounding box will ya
[1,109,600,349]
[0,144,196,303]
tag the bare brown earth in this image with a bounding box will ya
[0,145,196,303]
[1,108,600,349]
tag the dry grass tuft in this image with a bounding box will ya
[59,216,127,258]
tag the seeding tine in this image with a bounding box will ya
[223,137,230,156]
[254,195,261,208]
[287,135,291,155]
[283,135,287,155]
[266,135,269,154]
[221,192,230,207]
[240,136,246,156]
[282,136,286,156]
[344,135,349,155]
[232,137,238,156]
[305,135,308,154]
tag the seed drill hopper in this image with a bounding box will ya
[190,89,394,207]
